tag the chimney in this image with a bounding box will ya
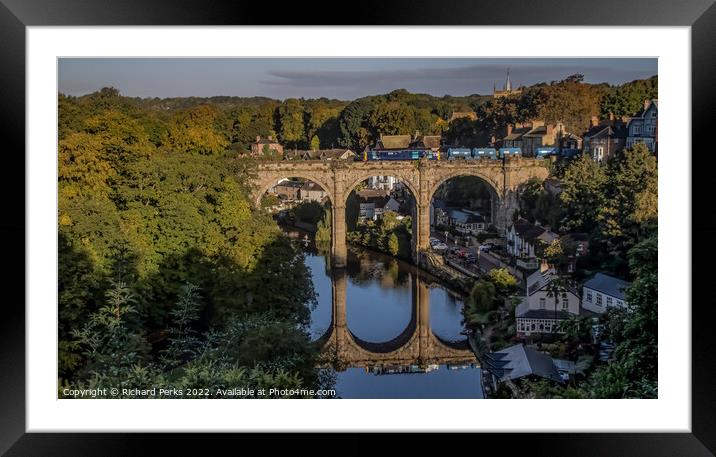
[506,124,513,136]
[268,135,273,141]
[256,136,261,142]
[644,99,650,110]
[546,124,554,136]
[608,111,615,121]
[590,116,599,127]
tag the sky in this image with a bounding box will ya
[58,58,657,100]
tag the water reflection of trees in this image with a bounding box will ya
[346,250,411,288]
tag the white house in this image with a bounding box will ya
[367,175,398,190]
[506,218,558,260]
[357,189,401,220]
[516,268,581,336]
[582,272,631,314]
[447,209,486,235]
[430,200,487,235]
[299,181,329,203]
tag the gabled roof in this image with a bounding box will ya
[357,189,389,198]
[287,149,355,160]
[300,181,325,192]
[484,344,561,383]
[583,273,631,301]
[503,127,531,141]
[376,135,412,149]
[511,218,534,234]
[524,125,548,137]
[448,209,485,224]
[583,121,628,140]
[631,99,658,118]
[274,180,302,188]
[412,135,441,150]
[526,268,557,295]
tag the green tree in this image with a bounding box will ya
[276,99,306,148]
[316,208,332,244]
[310,135,320,151]
[600,76,658,118]
[166,105,229,155]
[596,144,657,270]
[387,232,400,256]
[559,153,608,232]
[589,234,657,398]
[487,268,517,294]
[466,280,496,314]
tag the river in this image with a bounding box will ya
[286,229,484,399]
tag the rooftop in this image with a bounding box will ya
[583,273,631,301]
[484,344,561,383]
[448,209,485,224]
[376,135,412,149]
[503,127,531,141]
[526,267,557,295]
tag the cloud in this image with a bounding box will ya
[260,61,656,97]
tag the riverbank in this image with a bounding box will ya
[418,252,475,295]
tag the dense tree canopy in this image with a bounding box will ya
[58,89,325,396]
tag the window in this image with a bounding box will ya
[539,298,546,309]
[606,296,613,307]
[594,146,604,162]
[562,298,569,310]
[616,300,624,307]
[586,291,592,302]
[596,294,603,306]
[633,125,641,135]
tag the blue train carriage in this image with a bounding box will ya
[446,147,472,160]
[472,148,497,160]
[535,146,557,159]
[364,149,422,161]
[425,150,441,160]
[498,147,521,159]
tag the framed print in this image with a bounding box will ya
[3,0,716,454]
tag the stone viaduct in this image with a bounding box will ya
[251,158,549,267]
[315,268,475,370]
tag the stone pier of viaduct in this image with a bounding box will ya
[251,158,549,267]
[315,268,475,370]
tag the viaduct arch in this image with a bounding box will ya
[251,158,549,267]
[315,268,475,370]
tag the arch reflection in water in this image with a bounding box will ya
[316,266,477,373]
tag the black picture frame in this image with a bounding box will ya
[2,0,714,455]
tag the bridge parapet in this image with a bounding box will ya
[252,158,549,263]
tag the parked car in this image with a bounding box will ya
[465,253,477,263]
[429,237,440,246]
[479,244,491,252]
[432,243,448,252]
